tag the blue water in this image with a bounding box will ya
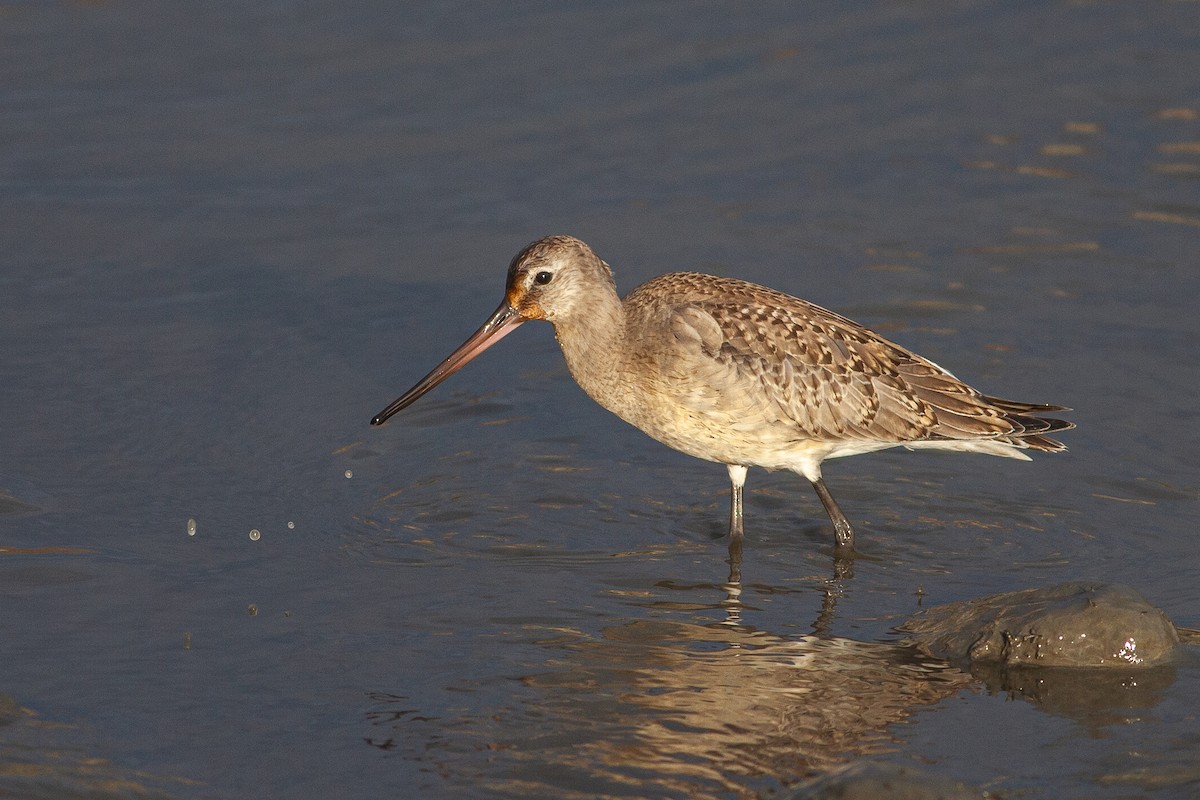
[3,2,1199,797]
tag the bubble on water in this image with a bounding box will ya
[249,529,261,541]
[287,521,295,530]
[344,469,353,479]
[186,518,197,536]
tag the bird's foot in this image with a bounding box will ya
[832,519,855,559]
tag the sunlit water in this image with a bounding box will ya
[2,2,1199,798]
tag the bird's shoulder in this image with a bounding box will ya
[627,272,912,374]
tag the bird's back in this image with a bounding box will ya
[612,272,1071,471]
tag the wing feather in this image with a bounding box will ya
[629,272,1071,452]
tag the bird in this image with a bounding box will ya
[371,235,1073,555]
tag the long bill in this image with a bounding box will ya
[370,302,524,425]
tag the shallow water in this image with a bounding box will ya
[2,2,1199,798]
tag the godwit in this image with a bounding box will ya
[372,235,1072,555]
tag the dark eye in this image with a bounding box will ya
[534,271,553,285]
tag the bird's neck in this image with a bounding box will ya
[552,290,628,410]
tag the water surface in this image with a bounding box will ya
[2,2,1199,797]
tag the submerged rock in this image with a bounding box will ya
[0,489,40,516]
[902,582,1178,668]
[970,661,1176,722]
[786,761,990,800]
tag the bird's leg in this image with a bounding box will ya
[810,477,855,555]
[724,534,743,597]
[811,554,854,636]
[725,464,748,539]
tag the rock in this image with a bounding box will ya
[786,761,991,800]
[901,583,1178,668]
[0,489,40,516]
[969,661,1176,720]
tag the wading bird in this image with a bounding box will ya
[372,235,1072,555]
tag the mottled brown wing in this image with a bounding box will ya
[655,273,1036,445]
[633,271,1073,449]
[677,300,937,443]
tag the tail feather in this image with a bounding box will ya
[926,394,1075,455]
[982,395,1072,414]
[1014,433,1070,453]
[990,395,1074,453]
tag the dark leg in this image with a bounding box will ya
[811,553,855,636]
[810,477,855,555]
[725,531,743,586]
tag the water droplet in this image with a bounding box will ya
[344,469,353,479]
[287,521,295,530]
[186,518,197,536]
[249,529,261,541]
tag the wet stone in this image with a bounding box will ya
[0,490,40,516]
[786,761,989,800]
[0,693,24,726]
[969,660,1177,721]
[901,582,1179,668]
